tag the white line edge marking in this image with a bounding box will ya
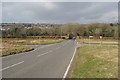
[0,61,24,71]
[62,40,77,79]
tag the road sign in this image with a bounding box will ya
[89,36,93,38]
[100,36,102,39]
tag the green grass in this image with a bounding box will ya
[70,45,118,78]
[77,39,118,44]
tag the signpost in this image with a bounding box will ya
[89,36,93,45]
[100,36,102,45]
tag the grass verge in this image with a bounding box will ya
[1,38,65,57]
[2,43,34,57]
[2,38,64,45]
[16,39,64,45]
[70,45,118,78]
[77,39,118,44]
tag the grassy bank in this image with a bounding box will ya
[2,38,64,45]
[1,38,64,56]
[70,45,118,78]
[77,39,118,44]
[16,39,64,45]
[2,43,34,57]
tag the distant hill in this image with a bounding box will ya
[1,23,63,28]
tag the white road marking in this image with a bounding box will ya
[37,40,69,57]
[38,41,69,57]
[35,44,56,50]
[38,40,69,55]
[62,40,70,47]
[0,61,24,71]
[38,50,53,57]
[56,47,61,49]
[2,43,56,59]
[62,41,77,79]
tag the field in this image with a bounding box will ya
[2,43,34,56]
[70,45,118,78]
[2,38,64,45]
[1,38,64,56]
[77,38,118,44]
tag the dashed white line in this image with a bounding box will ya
[56,41,69,49]
[61,40,70,47]
[36,44,54,50]
[38,41,69,57]
[2,43,56,59]
[56,47,61,49]
[38,50,53,57]
[0,61,24,71]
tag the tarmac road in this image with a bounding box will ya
[2,40,77,78]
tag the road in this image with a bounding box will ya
[2,40,77,78]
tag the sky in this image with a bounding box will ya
[1,0,119,2]
[1,2,118,24]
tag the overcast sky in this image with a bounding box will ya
[2,2,118,24]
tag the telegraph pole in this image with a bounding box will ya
[61,26,62,39]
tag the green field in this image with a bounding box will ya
[70,45,118,78]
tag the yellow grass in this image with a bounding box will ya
[77,38,118,44]
[70,45,118,78]
[2,42,33,56]
[1,38,64,56]
[2,38,64,45]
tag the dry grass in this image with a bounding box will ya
[77,38,118,44]
[1,42,33,57]
[2,38,64,45]
[1,38,64,56]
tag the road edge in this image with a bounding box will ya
[62,40,77,79]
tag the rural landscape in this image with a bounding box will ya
[1,2,119,79]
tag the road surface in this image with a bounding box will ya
[2,40,77,78]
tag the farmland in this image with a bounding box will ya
[1,22,119,77]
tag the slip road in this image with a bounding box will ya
[2,40,77,78]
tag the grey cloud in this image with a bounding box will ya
[2,2,118,24]
[1,0,119,2]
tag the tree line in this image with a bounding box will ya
[2,23,119,39]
